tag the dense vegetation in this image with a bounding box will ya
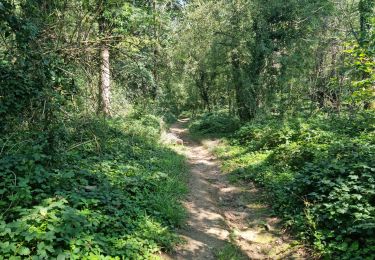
[1,0,374,258]
[0,114,188,258]
[1,1,187,258]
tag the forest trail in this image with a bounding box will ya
[164,119,308,260]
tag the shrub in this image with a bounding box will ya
[162,111,178,125]
[189,111,240,136]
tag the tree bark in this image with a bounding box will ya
[231,53,252,121]
[197,70,211,112]
[151,0,159,100]
[97,0,111,116]
[98,45,111,116]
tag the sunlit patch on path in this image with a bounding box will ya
[164,119,308,260]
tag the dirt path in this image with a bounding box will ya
[165,119,308,260]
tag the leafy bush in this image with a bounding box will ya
[212,111,375,259]
[0,115,187,258]
[162,111,178,125]
[189,111,240,136]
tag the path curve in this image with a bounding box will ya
[165,119,309,260]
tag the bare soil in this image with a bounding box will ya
[164,119,309,260]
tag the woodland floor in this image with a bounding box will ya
[163,119,309,260]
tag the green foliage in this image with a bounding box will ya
[344,17,375,108]
[212,111,375,259]
[0,115,187,258]
[189,111,240,136]
[1,0,374,258]
[162,111,178,125]
[173,0,335,120]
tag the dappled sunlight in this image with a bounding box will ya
[1,0,373,258]
[166,119,307,259]
[167,120,238,259]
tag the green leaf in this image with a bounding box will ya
[18,247,30,256]
[350,241,359,251]
[57,253,67,260]
[40,208,48,217]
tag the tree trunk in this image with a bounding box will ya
[151,0,159,100]
[98,45,111,116]
[97,0,111,117]
[231,53,252,121]
[198,70,211,112]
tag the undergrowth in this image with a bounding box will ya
[193,111,375,259]
[189,111,240,138]
[0,114,187,259]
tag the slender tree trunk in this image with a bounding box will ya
[198,70,210,111]
[99,45,111,116]
[231,53,252,121]
[151,0,159,100]
[229,0,254,121]
[97,0,111,116]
